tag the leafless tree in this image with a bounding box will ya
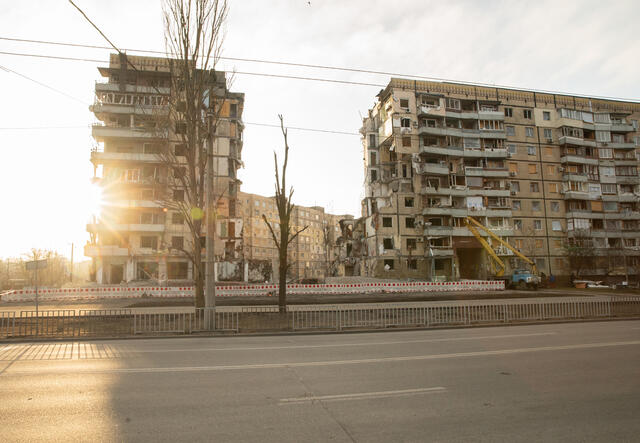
[155,0,230,307]
[563,229,596,278]
[263,115,308,313]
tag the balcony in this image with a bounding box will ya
[610,123,635,132]
[86,222,165,233]
[619,194,640,202]
[566,211,602,219]
[424,248,455,257]
[478,129,507,139]
[606,142,636,149]
[562,173,588,182]
[560,155,598,166]
[617,176,640,185]
[464,167,509,178]
[418,126,448,137]
[95,82,171,95]
[450,227,514,237]
[424,226,453,236]
[618,211,640,220]
[103,199,163,208]
[90,151,164,164]
[417,105,445,117]
[91,102,168,117]
[614,159,638,166]
[558,136,597,147]
[478,110,505,121]
[563,191,591,200]
[420,187,510,197]
[420,163,449,175]
[92,124,167,141]
[84,244,129,257]
[423,207,511,217]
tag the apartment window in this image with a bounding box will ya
[543,128,552,140]
[369,134,376,148]
[534,220,542,230]
[404,197,414,207]
[554,258,565,269]
[599,166,615,177]
[510,181,520,192]
[400,99,409,109]
[509,163,518,173]
[596,131,611,143]
[172,213,184,224]
[446,98,461,110]
[514,239,524,249]
[523,109,532,119]
[532,201,541,212]
[383,238,395,250]
[548,183,558,193]
[370,170,378,181]
[401,118,411,128]
[405,217,415,228]
[512,200,521,210]
[382,217,392,228]
[543,111,551,121]
[504,108,513,117]
[525,127,534,137]
[552,220,562,231]
[514,219,523,230]
[406,238,417,250]
[545,165,555,175]
[530,182,539,192]
[506,126,516,136]
[407,259,418,270]
[535,258,546,269]
[550,201,560,212]
[140,236,158,249]
[534,239,544,249]
[604,201,618,212]
[527,146,536,156]
[384,259,395,270]
[171,236,184,250]
[402,137,411,147]
[601,183,617,195]
[507,144,517,154]
[598,148,612,159]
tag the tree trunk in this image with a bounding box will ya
[278,244,287,313]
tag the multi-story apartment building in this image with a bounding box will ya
[239,191,351,280]
[361,78,640,281]
[85,54,244,284]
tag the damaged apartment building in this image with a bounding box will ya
[361,78,640,281]
[86,54,244,284]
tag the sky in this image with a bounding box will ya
[0,0,639,260]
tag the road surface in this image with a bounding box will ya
[1,320,639,442]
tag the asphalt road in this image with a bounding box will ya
[1,320,639,442]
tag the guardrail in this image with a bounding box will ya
[0,297,637,339]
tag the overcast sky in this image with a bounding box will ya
[1,0,639,259]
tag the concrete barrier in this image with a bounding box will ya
[0,280,505,302]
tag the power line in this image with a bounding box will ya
[2,35,640,102]
[0,64,88,105]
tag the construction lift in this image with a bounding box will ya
[464,216,540,289]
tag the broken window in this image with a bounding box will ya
[370,170,378,182]
[407,259,417,270]
[405,217,415,228]
[382,217,392,228]
[402,137,411,147]
[384,259,395,270]
[406,238,417,250]
[404,197,414,207]
[401,118,411,128]
[137,262,158,280]
[400,99,409,109]
[369,134,376,148]
[383,238,394,250]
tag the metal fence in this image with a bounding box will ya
[0,297,638,339]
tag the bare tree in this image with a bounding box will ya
[563,229,596,278]
[263,115,308,313]
[155,0,230,307]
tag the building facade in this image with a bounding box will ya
[86,54,244,284]
[361,78,640,281]
[239,191,351,281]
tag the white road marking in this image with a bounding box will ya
[3,340,639,376]
[279,387,446,404]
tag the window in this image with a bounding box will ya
[504,108,513,117]
[446,98,461,110]
[535,258,546,269]
[534,220,542,230]
[543,111,551,121]
[384,259,395,270]
[401,118,411,128]
[535,239,543,249]
[525,127,534,137]
[175,122,187,135]
[404,197,414,207]
[527,146,536,156]
[512,200,521,210]
[406,238,417,250]
[514,219,523,230]
[551,201,560,212]
[523,109,532,119]
[407,259,417,270]
[171,236,184,250]
[532,201,541,212]
[383,238,394,250]
[140,236,158,249]
[509,163,518,173]
[168,262,188,279]
[530,182,539,192]
[405,217,415,228]
[506,126,516,136]
[543,128,552,140]
[552,220,562,231]
[370,170,378,181]
[510,181,520,192]
[591,201,603,212]
[548,183,558,193]
[400,99,409,109]
[402,137,411,147]
[507,144,517,154]
[382,217,392,227]
[598,148,613,159]
[596,131,611,143]
[173,190,184,201]
[172,213,184,224]
[514,239,524,249]
[604,201,618,212]
[369,134,376,148]
[601,183,617,195]
[599,166,615,177]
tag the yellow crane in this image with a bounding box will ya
[464,216,538,280]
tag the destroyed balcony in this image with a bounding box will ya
[92,124,167,141]
[560,155,598,166]
[451,227,514,237]
[424,248,454,257]
[419,163,450,175]
[417,105,445,117]
[464,167,509,178]
[423,226,453,236]
[90,151,164,165]
[84,244,129,257]
[558,136,597,147]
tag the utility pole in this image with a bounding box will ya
[205,97,216,330]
